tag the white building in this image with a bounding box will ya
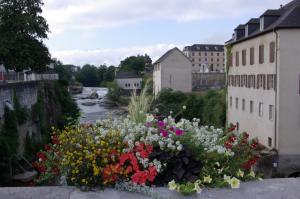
[115,72,142,90]
[226,0,300,165]
[153,47,192,95]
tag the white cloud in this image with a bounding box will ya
[43,0,289,34]
[51,43,185,66]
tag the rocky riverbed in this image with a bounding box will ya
[73,87,127,123]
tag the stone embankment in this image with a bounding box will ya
[0,178,299,199]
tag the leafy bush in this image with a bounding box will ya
[106,81,120,102]
[153,89,226,128]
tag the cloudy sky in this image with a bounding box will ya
[43,0,290,66]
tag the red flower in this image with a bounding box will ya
[51,136,59,145]
[44,144,51,151]
[37,152,47,161]
[52,167,60,175]
[224,141,233,149]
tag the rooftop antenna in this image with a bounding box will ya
[280,4,283,8]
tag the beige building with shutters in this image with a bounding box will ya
[226,0,300,174]
[183,44,225,73]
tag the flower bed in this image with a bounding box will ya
[32,115,262,196]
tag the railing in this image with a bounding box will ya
[0,71,59,84]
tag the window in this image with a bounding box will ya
[211,52,213,56]
[199,58,201,62]
[228,54,233,67]
[259,102,263,117]
[235,98,239,109]
[269,42,275,63]
[267,74,276,90]
[217,53,219,56]
[268,137,272,147]
[259,45,264,64]
[199,52,201,56]
[269,105,274,121]
[230,96,232,107]
[211,58,213,62]
[192,58,195,62]
[250,47,254,65]
[242,49,246,66]
[250,101,254,113]
[242,99,246,111]
[236,51,239,66]
[192,52,195,56]
[205,52,207,56]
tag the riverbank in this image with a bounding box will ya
[1,178,299,199]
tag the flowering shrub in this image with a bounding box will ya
[33,112,262,196]
[32,136,61,185]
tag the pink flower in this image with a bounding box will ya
[157,121,165,128]
[161,130,168,137]
[175,129,184,136]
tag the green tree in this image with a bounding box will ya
[54,61,77,86]
[75,64,100,87]
[119,54,151,73]
[103,65,115,82]
[0,0,51,72]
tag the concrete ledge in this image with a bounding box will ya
[1,178,300,199]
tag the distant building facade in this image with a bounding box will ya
[153,47,192,95]
[192,72,226,91]
[226,0,300,170]
[183,44,225,73]
[115,72,142,91]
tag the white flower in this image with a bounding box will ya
[168,180,177,190]
[194,183,202,194]
[38,158,42,162]
[182,105,187,110]
[224,175,231,183]
[154,108,159,112]
[229,177,240,189]
[249,170,256,178]
[177,145,183,151]
[146,114,155,123]
[237,169,244,178]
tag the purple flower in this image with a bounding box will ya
[157,121,165,128]
[161,130,168,137]
[175,129,184,136]
[146,122,152,127]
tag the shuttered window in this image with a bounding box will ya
[259,45,264,64]
[269,42,275,63]
[250,47,255,65]
[236,51,239,67]
[242,49,246,66]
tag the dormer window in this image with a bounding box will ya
[260,17,264,31]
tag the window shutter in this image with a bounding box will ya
[270,42,275,63]
[250,47,254,65]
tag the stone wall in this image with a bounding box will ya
[0,81,38,119]
[192,72,226,91]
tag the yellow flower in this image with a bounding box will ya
[229,177,240,189]
[237,169,244,178]
[168,180,177,191]
[203,175,212,184]
[193,183,202,194]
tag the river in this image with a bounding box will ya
[73,87,125,124]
